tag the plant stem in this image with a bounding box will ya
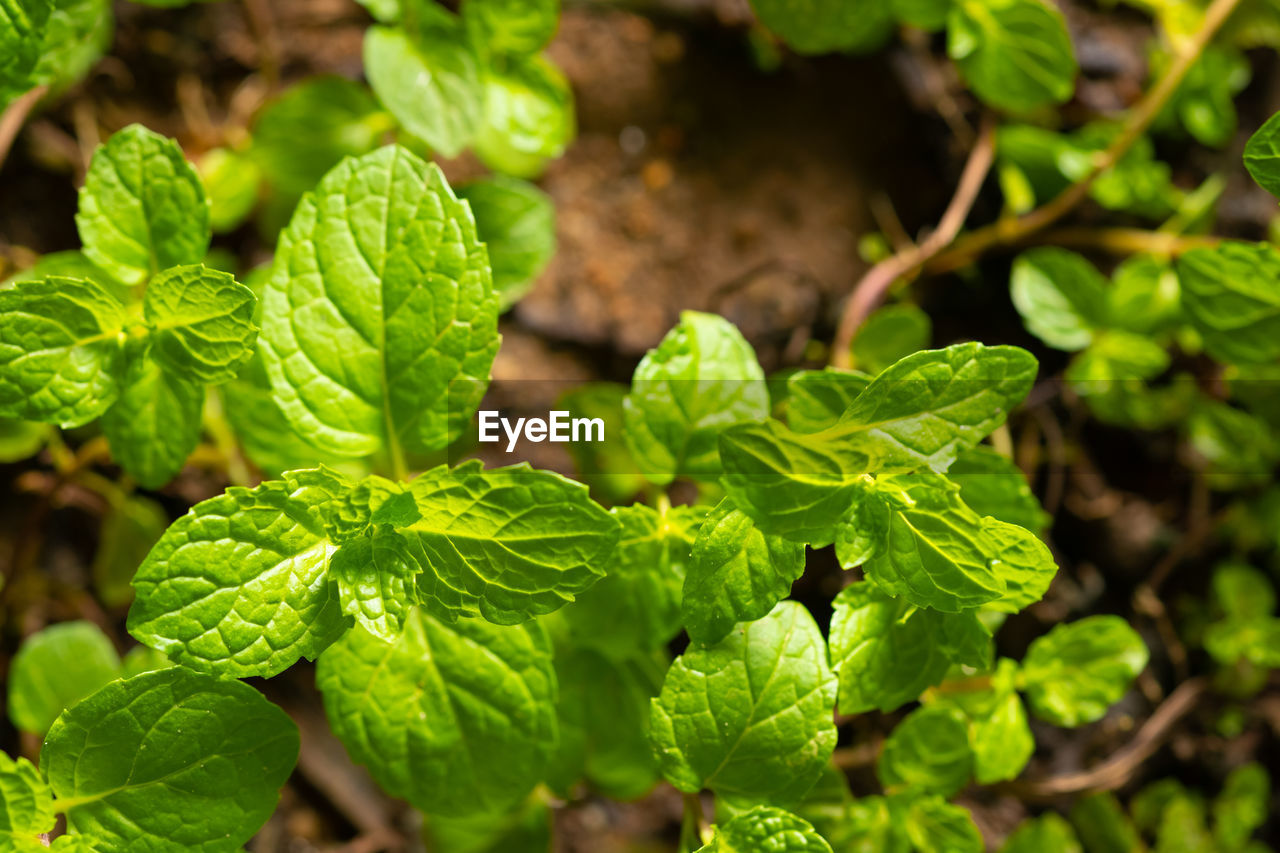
[204,388,253,487]
[679,792,707,852]
[927,227,1222,273]
[831,0,1243,362]
[831,113,997,368]
[0,85,47,173]
[925,0,1243,274]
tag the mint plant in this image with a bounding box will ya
[5,0,1280,849]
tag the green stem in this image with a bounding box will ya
[679,792,707,852]
[203,388,252,487]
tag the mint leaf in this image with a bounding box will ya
[905,797,983,853]
[548,646,662,800]
[100,347,204,488]
[0,0,50,106]
[76,124,210,286]
[7,621,121,735]
[365,16,483,158]
[828,581,986,714]
[317,608,556,816]
[943,660,1034,784]
[829,342,1038,474]
[261,145,499,457]
[1107,254,1181,336]
[649,601,837,801]
[92,495,167,607]
[127,471,348,677]
[1070,793,1142,853]
[948,446,1049,534]
[31,0,111,96]
[560,502,698,658]
[1211,563,1275,622]
[893,0,948,30]
[2,250,125,299]
[249,76,389,198]
[0,418,46,463]
[0,753,54,842]
[861,472,1055,613]
[198,147,261,233]
[698,806,833,853]
[1245,109,1280,198]
[1000,813,1082,853]
[0,276,125,427]
[1212,763,1268,851]
[42,667,298,852]
[143,264,256,383]
[401,461,619,624]
[786,368,871,433]
[747,0,894,55]
[474,53,575,179]
[625,310,769,485]
[329,529,419,641]
[877,705,973,797]
[462,0,558,56]
[948,0,1077,114]
[682,497,806,646]
[1177,242,1280,365]
[852,304,932,374]
[457,175,556,308]
[1020,615,1149,726]
[1010,248,1109,351]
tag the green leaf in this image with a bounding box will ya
[851,304,932,374]
[1204,615,1280,668]
[893,0,949,30]
[100,349,203,488]
[198,147,261,233]
[948,0,1077,113]
[0,0,51,107]
[557,382,646,502]
[31,0,112,96]
[829,581,988,714]
[92,495,167,607]
[400,461,620,624]
[560,502,698,658]
[1211,562,1275,621]
[1157,43,1249,148]
[955,660,1034,784]
[947,446,1049,534]
[250,76,390,198]
[861,472,1056,613]
[1187,398,1279,487]
[1245,108,1280,198]
[260,145,499,458]
[474,52,575,178]
[143,264,257,384]
[547,646,662,800]
[649,601,837,801]
[0,418,45,462]
[329,528,419,641]
[746,0,894,55]
[1010,248,1109,351]
[0,276,126,427]
[426,797,552,853]
[457,175,556,308]
[1177,242,1280,365]
[1020,615,1149,726]
[625,310,769,486]
[1212,762,1269,851]
[785,368,871,433]
[698,806,833,853]
[1156,795,1213,853]
[1000,813,1082,853]
[127,470,349,677]
[683,497,805,646]
[1070,793,1143,853]
[1107,254,1181,336]
[905,796,983,853]
[828,342,1037,473]
[877,705,972,797]
[724,344,1037,543]
[42,667,298,852]
[365,15,483,158]
[1,250,125,299]
[0,753,54,841]
[317,608,556,816]
[354,0,399,21]
[7,621,121,735]
[462,0,558,55]
[76,124,210,286]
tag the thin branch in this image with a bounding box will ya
[927,228,1222,274]
[926,0,1244,275]
[831,113,997,367]
[1013,677,1207,798]
[0,85,48,173]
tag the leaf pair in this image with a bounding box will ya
[127,460,620,678]
[0,667,297,853]
[362,0,572,175]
